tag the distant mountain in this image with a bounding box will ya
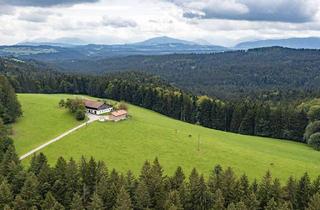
[0,36,227,61]
[135,36,198,46]
[236,37,320,49]
[19,37,88,47]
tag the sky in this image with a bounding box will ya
[1,0,320,46]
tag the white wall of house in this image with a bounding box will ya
[87,107,113,115]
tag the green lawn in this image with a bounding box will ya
[14,94,320,181]
[12,94,82,155]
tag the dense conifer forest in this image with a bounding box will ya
[50,47,320,100]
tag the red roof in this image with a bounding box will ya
[111,110,128,117]
[83,99,104,109]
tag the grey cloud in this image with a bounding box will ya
[0,5,15,15]
[18,10,53,22]
[170,0,318,23]
[0,0,99,7]
[102,16,137,28]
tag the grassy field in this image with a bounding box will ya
[12,94,83,155]
[13,94,320,181]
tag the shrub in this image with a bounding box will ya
[75,109,86,121]
[307,105,320,122]
[117,101,128,111]
[308,133,320,151]
[304,121,320,141]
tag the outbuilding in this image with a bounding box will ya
[110,110,128,121]
[84,99,113,115]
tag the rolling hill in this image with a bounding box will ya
[236,37,320,49]
[12,94,320,181]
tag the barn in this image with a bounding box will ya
[84,99,113,115]
[110,110,128,121]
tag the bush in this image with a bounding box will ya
[75,109,86,121]
[117,101,128,111]
[304,121,320,141]
[308,133,320,151]
[307,105,320,121]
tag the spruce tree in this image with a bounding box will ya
[0,179,13,209]
[265,198,277,210]
[114,187,133,210]
[257,171,273,208]
[41,192,64,210]
[88,192,104,210]
[70,193,84,210]
[306,193,320,210]
[12,195,28,210]
[164,190,183,210]
[297,172,311,210]
[171,166,185,190]
[19,173,40,208]
[244,192,259,210]
[134,181,151,210]
[212,189,225,210]
[284,176,297,209]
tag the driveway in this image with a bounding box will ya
[19,113,99,160]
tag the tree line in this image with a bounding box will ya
[0,58,317,147]
[0,138,320,210]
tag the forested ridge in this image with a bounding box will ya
[0,53,320,209]
[49,47,320,100]
[1,58,319,146]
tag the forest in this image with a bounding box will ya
[49,47,320,100]
[1,58,320,149]
[0,55,320,210]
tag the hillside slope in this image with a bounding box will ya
[50,47,320,99]
[13,94,320,181]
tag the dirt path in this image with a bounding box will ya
[19,114,99,160]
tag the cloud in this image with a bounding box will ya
[0,0,99,7]
[18,10,53,23]
[0,5,15,15]
[102,16,137,28]
[169,0,319,23]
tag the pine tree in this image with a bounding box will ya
[212,189,225,210]
[171,166,185,190]
[221,167,237,206]
[70,193,84,210]
[297,172,311,210]
[257,171,273,208]
[265,198,277,210]
[65,158,80,208]
[164,190,183,210]
[0,179,13,209]
[277,202,291,210]
[19,173,40,208]
[3,204,13,210]
[12,195,28,210]
[88,192,104,210]
[284,176,297,209]
[244,192,259,210]
[114,187,133,210]
[272,178,282,203]
[208,165,223,193]
[306,193,320,210]
[134,181,151,210]
[29,153,48,176]
[41,192,64,210]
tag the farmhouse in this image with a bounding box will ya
[84,99,113,115]
[110,110,128,121]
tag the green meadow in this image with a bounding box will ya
[13,94,320,181]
